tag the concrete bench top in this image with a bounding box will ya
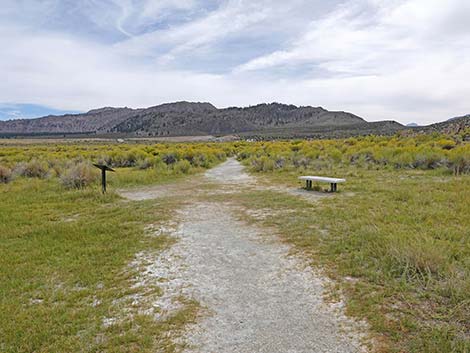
[299,176,346,183]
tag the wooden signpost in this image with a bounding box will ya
[93,164,115,193]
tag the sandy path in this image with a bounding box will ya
[120,158,329,202]
[125,159,366,352]
[204,158,255,184]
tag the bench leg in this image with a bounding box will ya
[331,183,337,192]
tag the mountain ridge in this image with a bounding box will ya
[418,114,470,135]
[0,101,406,138]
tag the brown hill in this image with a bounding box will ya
[0,101,404,138]
[418,114,470,134]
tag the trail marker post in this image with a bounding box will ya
[93,164,115,193]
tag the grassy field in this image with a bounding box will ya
[0,141,228,352]
[234,134,470,352]
[0,178,199,352]
[1,135,469,352]
[225,168,470,352]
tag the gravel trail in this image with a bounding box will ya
[127,159,367,352]
[177,204,363,352]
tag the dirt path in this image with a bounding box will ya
[204,157,255,184]
[124,159,367,352]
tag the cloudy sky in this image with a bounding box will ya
[1,0,469,124]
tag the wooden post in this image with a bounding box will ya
[101,168,106,193]
[93,164,115,194]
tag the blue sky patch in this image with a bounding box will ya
[0,104,81,121]
[0,0,469,124]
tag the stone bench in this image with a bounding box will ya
[299,176,346,192]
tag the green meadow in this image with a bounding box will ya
[1,132,469,352]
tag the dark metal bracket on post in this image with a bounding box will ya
[93,164,115,193]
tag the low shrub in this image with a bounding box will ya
[60,162,99,189]
[292,156,310,169]
[0,165,12,183]
[251,157,275,172]
[96,155,112,167]
[237,133,470,174]
[47,159,65,177]
[153,157,169,172]
[14,159,49,178]
[162,153,177,165]
[135,158,154,170]
[449,145,470,175]
[173,160,191,174]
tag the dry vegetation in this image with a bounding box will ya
[0,141,230,188]
[234,130,470,352]
[0,141,229,353]
[237,130,470,175]
[0,131,469,352]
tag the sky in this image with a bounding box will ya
[1,0,469,125]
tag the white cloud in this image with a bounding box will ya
[113,1,273,59]
[236,0,470,74]
[0,0,469,125]
[232,0,470,123]
[140,0,198,19]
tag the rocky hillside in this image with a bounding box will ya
[0,102,404,138]
[419,114,470,134]
[0,107,138,135]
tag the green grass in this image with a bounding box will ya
[227,167,470,352]
[0,141,227,352]
[0,178,197,353]
[110,166,205,188]
[2,136,469,352]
